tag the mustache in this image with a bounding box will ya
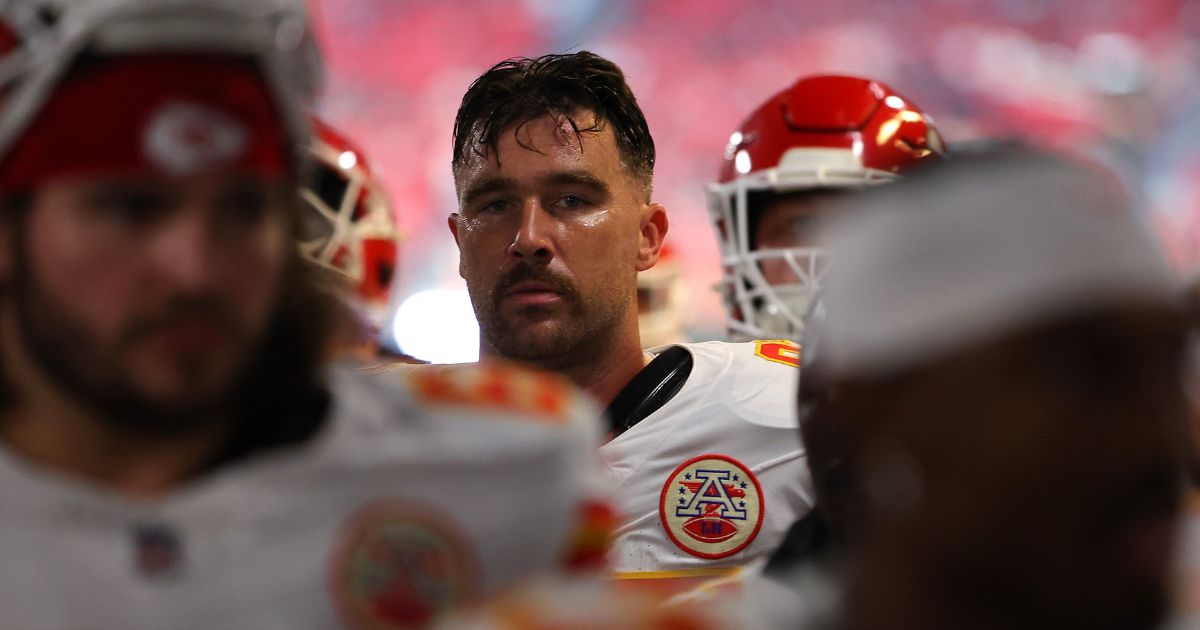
[121,296,242,341]
[493,264,579,302]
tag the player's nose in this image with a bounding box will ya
[151,210,220,291]
[508,199,554,263]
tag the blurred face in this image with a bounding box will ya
[5,174,293,432]
[450,112,663,366]
[840,307,1188,629]
[752,190,843,286]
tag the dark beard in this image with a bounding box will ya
[475,262,627,370]
[13,259,260,438]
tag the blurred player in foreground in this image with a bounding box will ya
[0,2,607,627]
[447,51,811,588]
[709,74,945,341]
[754,149,1190,630]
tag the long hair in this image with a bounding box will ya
[219,207,343,460]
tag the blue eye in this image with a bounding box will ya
[481,199,510,213]
[557,195,586,209]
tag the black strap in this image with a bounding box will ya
[764,510,832,576]
[605,345,693,439]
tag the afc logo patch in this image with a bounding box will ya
[659,454,764,560]
[329,500,478,629]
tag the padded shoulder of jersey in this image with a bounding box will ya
[663,340,801,430]
[321,363,605,471]
[357,360,597,429]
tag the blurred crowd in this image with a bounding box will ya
[317,0,1200,342]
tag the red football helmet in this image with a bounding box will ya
[708,75,945,341]
[299,118,401,331]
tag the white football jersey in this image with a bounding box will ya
[602,340,814,587]
[0,363,609,630]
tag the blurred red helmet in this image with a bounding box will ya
[0,1,322,187]
[637,244,687,348]
[299,118,401,330]
[708,75,946,340]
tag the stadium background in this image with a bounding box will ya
[310,0,1200,362]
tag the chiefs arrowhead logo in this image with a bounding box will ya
[329,500,478,629]
[143,101,247,175]
[660,454,764,559]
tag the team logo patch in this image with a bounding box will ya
[131,522,183,580]
[330,500,478,629]
[754,339,801,368]
[143,101,247,175]
[659,454,764,559]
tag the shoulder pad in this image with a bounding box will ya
[720,340,802,429]
[407,362,579,426]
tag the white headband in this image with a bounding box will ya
[813,151,1178,378]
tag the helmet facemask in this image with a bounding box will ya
[708,157,890,341]
[298,122,401,333]
[707,75,945,342]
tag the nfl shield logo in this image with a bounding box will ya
[132,523,183,579]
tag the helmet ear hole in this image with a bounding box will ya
[376,260,394,289]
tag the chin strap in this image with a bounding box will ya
[604,345,693,439]
[764,510,832,576]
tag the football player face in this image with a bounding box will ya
[854,306,1187,630]
[4,173,293,429]
[753,190,842,286]
[450,111,664,365]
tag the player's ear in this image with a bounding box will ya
[447,213,462,246]
[447,213,467,278]
[636,203,667,272]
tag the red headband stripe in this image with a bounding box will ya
[1,54,291,189]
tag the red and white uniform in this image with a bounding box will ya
[0,364,610,630]
[601,340,813,588]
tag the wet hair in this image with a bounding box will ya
[451,51,655,199]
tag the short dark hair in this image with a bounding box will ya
[451,51,656,198]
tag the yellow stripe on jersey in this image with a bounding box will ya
[610,567,741,580]
[610,567,746,600]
